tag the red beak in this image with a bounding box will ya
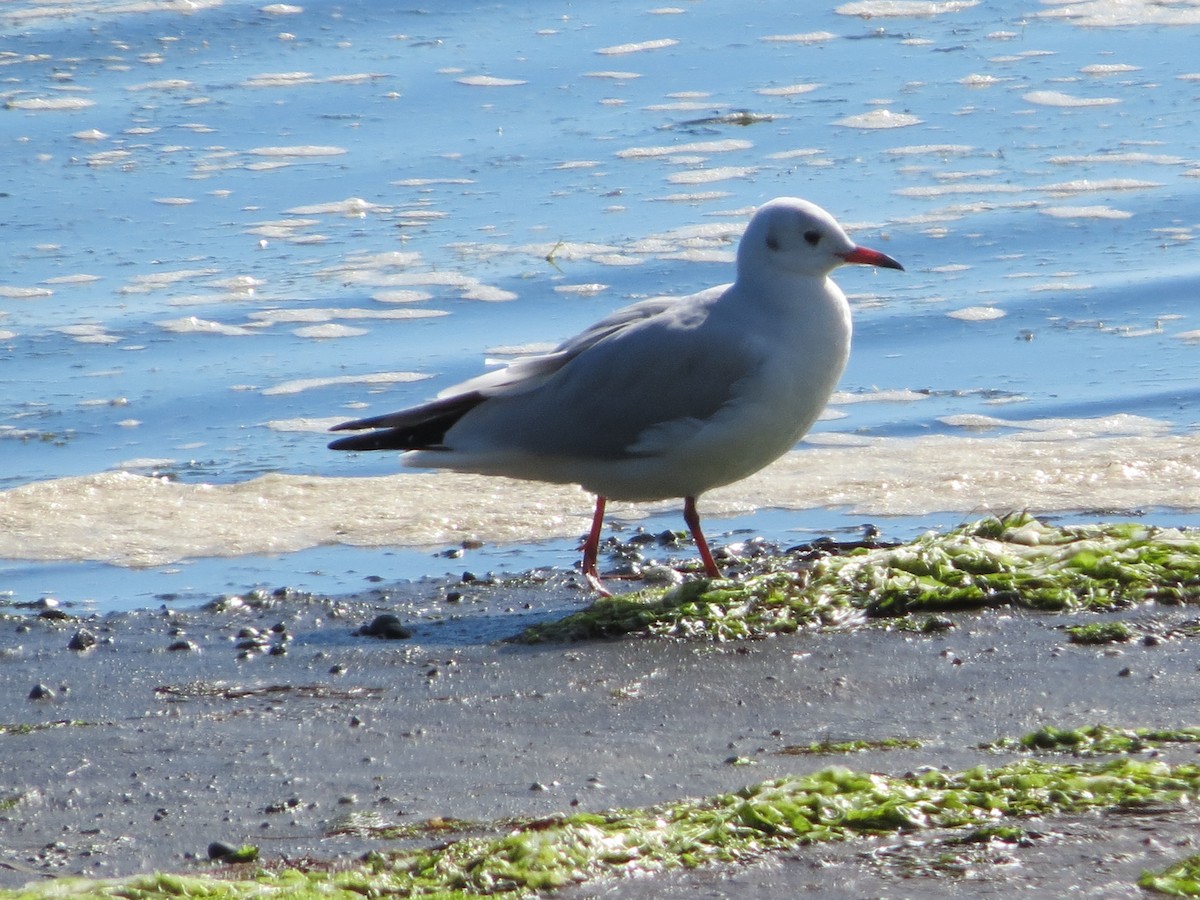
[840,245,904,271]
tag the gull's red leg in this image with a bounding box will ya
[683,496,722,579]
[580,495,612,596]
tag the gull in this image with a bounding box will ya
[329,197,903,594]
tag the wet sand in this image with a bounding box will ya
[1,568,1198,896]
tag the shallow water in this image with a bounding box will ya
[3,0,1200,611]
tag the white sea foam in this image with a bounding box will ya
[243,71,384,88]
[946,306,1005,321]
[666,166,757,185]
[285,197,389,217]
[372,289,435,304]
[836,1,980,17]
[830,389,930,405]
[246,145,347,157]
[1041,178,1161,194]
[0,286,54,299]
[595,38,679,55]
[56,324,117,344]
[1040,205,1133,219]
[262,371,429,396]
[156,316,255,336]
[583,71,643,79]
[293,324,369,339]
[553,283,609,295]
[41,274,102,285]
[835,109,922,129]
[755,83,821,97]
[456,75,527,87]
[1080,63,1141,75]
[126,79,193,91]
[247,307,447,325]
[939,413,1169,437]
[759,31,837,44]
[1036,0,1200,27]
[1023,90,1120,107]
[4,428,1197,567]
[1048,152,1187,166]
[6,96,95,110]
[616,139,753,159]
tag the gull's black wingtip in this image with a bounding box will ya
[328,430,398,452]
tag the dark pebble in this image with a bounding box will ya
[359,614,412,640]
[38,608,70,621]
[68,630,97,651]
[263,797,301,814]
[168,639,199,652]
[28,683,55,701]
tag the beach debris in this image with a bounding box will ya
[358,613,413,640]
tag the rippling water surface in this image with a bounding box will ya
[3,0,1200,611]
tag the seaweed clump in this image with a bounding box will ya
[985,724,1200,756]
[518,513,1200,642]
[16,758,1200,899]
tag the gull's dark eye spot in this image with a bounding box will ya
[803,230,821,246]
[765,233,781,251]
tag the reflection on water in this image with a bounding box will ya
[2,0,1199,610]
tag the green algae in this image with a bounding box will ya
[952,824,1031,845]
[985,724,1200,756]
[326,813,480,841]
[1142,855,1200,896]
[1,720,93,737]
[778,737,923,756]
[515,514,1200,643]
[217,846,259,865]
[9,757,1200,899]
[1065,621,1135,644]
[516,572,862,643]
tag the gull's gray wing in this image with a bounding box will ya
[442,286,766,461]
[439,294,687,400]
[330,285,762,461]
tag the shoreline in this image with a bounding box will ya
[3,529,1200,896]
